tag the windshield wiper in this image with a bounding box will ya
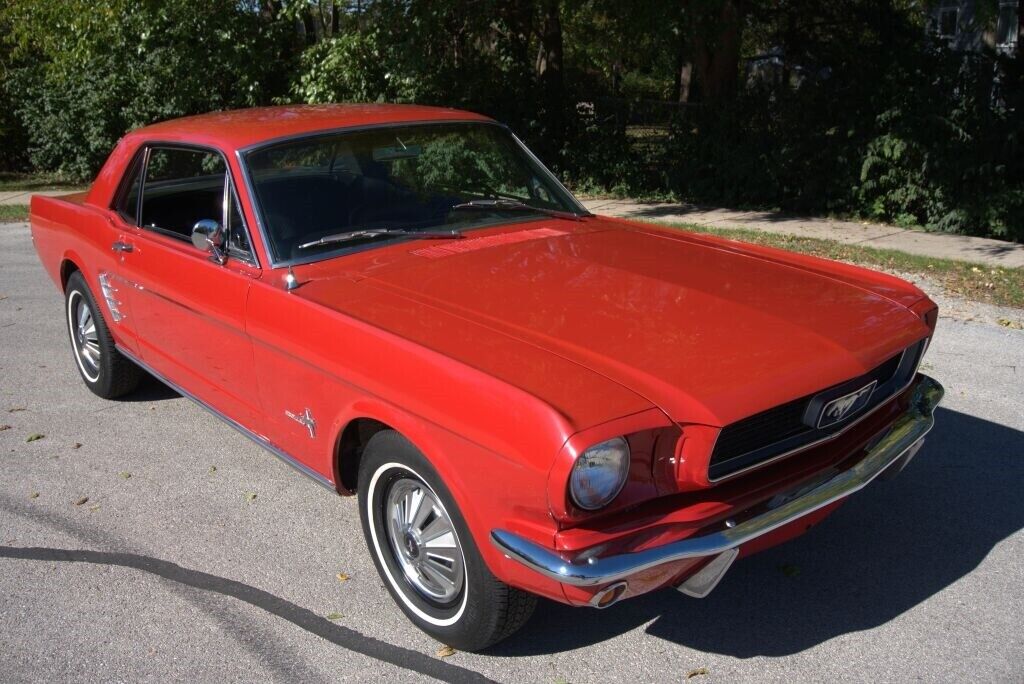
[297,228,463,250]
[450,198,584,221]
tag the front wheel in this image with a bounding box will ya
[357,430,536,651]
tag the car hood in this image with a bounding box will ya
[301,219,929,426]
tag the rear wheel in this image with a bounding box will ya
[65,271,143,399]
[357,430,536,651]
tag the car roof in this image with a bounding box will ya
[123,104,495,152]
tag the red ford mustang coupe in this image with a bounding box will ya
[31,104,943,650]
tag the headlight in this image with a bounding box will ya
[569,437,630,510]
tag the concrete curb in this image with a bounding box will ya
[582,198,1024,269]
[0,189,85,206]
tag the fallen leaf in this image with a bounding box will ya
[436,645,456,658]
[8,407,26,413]
[26,433,44,443]
[0,425,10,431]
[336,572,350,582]
[73,496,89,506]
[208,465,217,474]
[997,318,1023,330]
[244,491,257,503]
[118,471,132,479]
[686,667,709,679]
[29,492,39,499]
[72,442,82,449]
[326,612,343,621]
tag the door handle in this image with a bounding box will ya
[111,241,133,253]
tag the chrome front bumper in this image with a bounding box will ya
[491,375,943,589]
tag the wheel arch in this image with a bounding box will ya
[59,255,84,291]
[330,400,473,509]
[334,416,391,494]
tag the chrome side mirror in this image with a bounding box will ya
[191,219,226,264]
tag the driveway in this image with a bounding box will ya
[1,221,1021,682]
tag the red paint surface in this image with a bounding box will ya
[30,105,934,605]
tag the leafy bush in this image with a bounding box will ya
[2,0,291,180]
[1,0,1020,242]
[556,102,648,195]
[652,39,1024,241]
[290,30,396,105]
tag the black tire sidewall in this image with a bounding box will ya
[65,272,115,397]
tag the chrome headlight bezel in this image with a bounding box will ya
[569,436,631,511]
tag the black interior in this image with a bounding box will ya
[140,176,223,239]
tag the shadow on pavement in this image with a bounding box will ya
[112,373,181,402]
[490,406,1024,657]
[0,544,495,683]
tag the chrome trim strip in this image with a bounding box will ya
[490,375,943,587]
[116,345,336,492]
[706,345,918,484]
[506,128,591,216]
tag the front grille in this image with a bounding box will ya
[708,340,926,481]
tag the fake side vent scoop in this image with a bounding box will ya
[410,227,568,259]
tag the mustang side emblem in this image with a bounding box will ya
[285,408,317,438]
[818,381,876,428]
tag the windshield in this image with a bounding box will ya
[243,122,584,264]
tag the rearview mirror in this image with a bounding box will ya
[191,219,226,264]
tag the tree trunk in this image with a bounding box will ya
[536,0,565,155]
[691,0,744,104]
[674,52,694,103]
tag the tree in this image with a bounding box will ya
[1,0,292,179]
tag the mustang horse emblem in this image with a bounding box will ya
[819,382,876,427]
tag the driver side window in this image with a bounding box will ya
[141,148,224,238]
[137,146,255,263]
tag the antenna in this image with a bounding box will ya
[284,267,299,291]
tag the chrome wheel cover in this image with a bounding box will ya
[384,477,465,604]
[68,292,100,381]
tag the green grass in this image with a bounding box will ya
[664,222,1024,309]
[0,172,84,192]
[0,205,29,222]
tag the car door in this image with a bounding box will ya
[112,144,264,427]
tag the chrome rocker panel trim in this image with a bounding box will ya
[116,345,337,492]
[491,374,943,588]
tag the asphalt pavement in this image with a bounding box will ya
[1,221,1022,682]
